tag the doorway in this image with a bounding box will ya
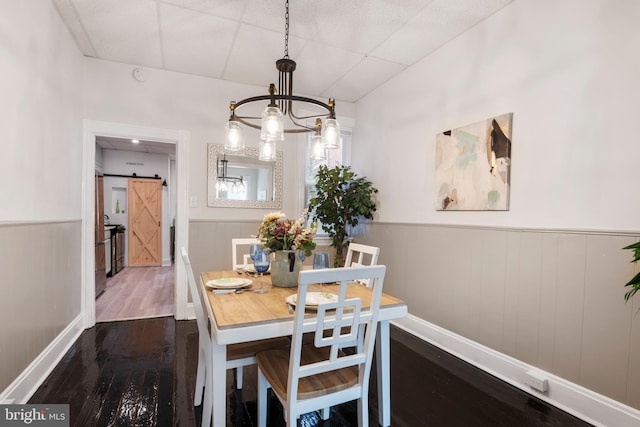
[82,120,190,328]
[96,138,175,322]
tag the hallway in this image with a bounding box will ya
[96,266,174,322]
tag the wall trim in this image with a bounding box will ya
[188,219,261,224]
[392,314,640,427]
[0,219,82,227]
[365,221,640,237]
[0,314,84,404]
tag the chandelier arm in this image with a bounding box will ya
[234,115,313,133]
[233,94,333,115]
[286,111,320,132]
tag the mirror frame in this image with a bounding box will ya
[207,143,283,208]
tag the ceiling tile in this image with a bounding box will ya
[158,0,249,20]
[291,41,364,97]
[222,23,305,87]
[371,0,513,65]
[71,0,163,67]
[323,56,407,103]
[52,0,97,56]
[299,0,435,54]
[159,3,238,77]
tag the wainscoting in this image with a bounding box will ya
[0,220,83,401]
[359,223,640,415]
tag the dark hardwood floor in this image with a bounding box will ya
[29,317,593,426]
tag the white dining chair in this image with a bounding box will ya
[232,238,262,270]
[344,242,380,269]
[256,265,386,427]
[181,247,289,427]
[344,243,380,289]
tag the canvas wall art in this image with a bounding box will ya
[435,113,513,211]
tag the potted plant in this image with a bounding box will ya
[308,165,378,267]
[623,240,640,301]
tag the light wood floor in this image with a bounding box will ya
[96,265,174,322]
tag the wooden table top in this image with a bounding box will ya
[200,270,405,330]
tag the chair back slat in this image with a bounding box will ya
[232,238,261,270]
[344,243,380,288]
[344,243,380,268]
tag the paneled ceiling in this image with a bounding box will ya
[53,0,513,104]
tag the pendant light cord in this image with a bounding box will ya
[283,0,289,59]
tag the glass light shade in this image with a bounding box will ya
[232,182,238,193]
[259,138,277,161]
[310,134,326,160]
[322,118,341,149]
[238,180,245,192]
[261,106,284,141]
[224,120,244,152]
[218,180,227,192]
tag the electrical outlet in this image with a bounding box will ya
[524,370,549,392]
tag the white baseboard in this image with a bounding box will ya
[0,314,84,404]
[391,314,640,427]
[185,302,195,320]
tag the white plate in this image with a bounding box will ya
[205,277,252,289]
[286,292,338,310]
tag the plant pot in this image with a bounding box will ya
[271,250,302,288]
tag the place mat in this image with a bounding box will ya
[286,292,338,310]
[244,265,271,274]
[205,277,252,289]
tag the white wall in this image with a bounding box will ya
[350,0,640,421]
[0,1,84,221]
[82,58,357,221]
[354,0,640,231]
[0,0,84,401]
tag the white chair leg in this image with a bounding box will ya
[321,407,330,420]
[194,347,205,406]
[235,366,243,389]
[201,376,213,427]
[357,395,368,427]
[257,369,269,427]
[286,410,297,427]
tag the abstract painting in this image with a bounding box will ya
[435,113,513,210]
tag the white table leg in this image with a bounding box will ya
[211,337,227,427]
[376,320,391,427]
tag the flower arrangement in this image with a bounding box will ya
[257,211,317,257]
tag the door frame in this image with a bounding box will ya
[82,120,190,328]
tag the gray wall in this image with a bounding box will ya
[0,222,82,392]
[188,220,336,278]
[358,222,640,410]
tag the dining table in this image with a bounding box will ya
[199,269,408,427]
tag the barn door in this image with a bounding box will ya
[128,178,162,267]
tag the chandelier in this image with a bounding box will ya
[216,154,245,194]
[224,0,340,161]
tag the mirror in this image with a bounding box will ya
[207,144,283,208]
